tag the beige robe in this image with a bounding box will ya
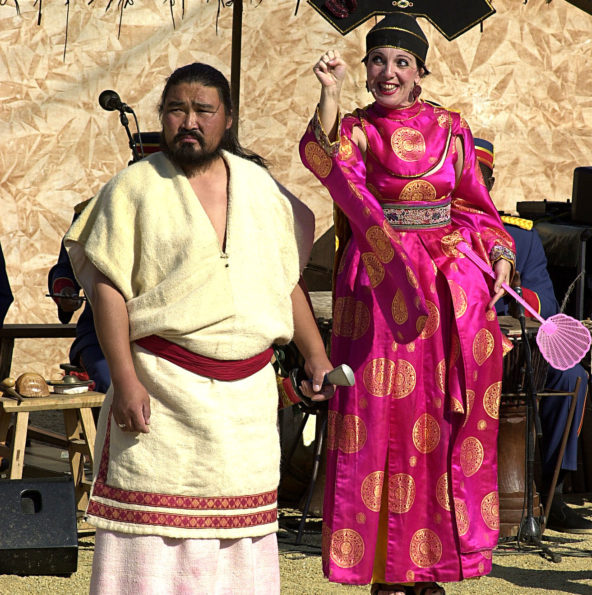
[65,151,314,538]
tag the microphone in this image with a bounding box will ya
[99,89,133,113]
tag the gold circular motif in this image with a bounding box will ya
[330,528,365,568]
[435,360,446,393]
[434,397,442,408]
[363,358,396,397]
[412,413,441,454]
[436,473,451,511]
[406,266,419,289]
[339,414,367,454]
[478,420,487,430]
[486,309,497,322]
[388,473,416,514]
[437,113,449,128]
[333,297,370,340]
[361,252,385,288]
[393,359,416,399]
[451,398,464,413]
[406,343,416,352]
[416,315,427,334]
[304,141,332,178]
[440,231,465,258]
[460,436,485,477]
[482,549,492,560]
[454,498,470,536]
[391,127,426,162]
[338,136,354,161]
[478,562,485,574]
[481,491,500,530]
[409,528,443,568]
[473,328,495,366]
[483,381,502,419]
[326,410,342,451]
[406,570,415,582]
[356,512,366,524]
[434,512,442,524]
[399,180,437,202]
[347,180,364,202]
[448,280,468,319]
[366,226,395,264]
[419,300,440,340]
[392,289,409,325]
[409,456,417,467]
[361,471,384,512]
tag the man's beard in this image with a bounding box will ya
[161,131,223,176]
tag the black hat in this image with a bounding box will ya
[365,13,428,64]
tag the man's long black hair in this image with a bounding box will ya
[158,63,268,169]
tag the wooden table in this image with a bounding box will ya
[0,323,76,380]
[0,391,105,513]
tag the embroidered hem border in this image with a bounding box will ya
[383,202,451,229]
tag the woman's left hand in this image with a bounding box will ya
[489,258,513,309]
[299,353,336,402]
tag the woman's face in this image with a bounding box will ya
[366,48,422,109]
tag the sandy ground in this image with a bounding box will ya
[0,501,590,595]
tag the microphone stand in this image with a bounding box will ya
[513,288,561,562]
[117,109,142,164]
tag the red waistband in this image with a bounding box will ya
[135,335,273,381]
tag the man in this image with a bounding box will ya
[48,200,110,393]
[475,137,592,534]
[65,63,333,592]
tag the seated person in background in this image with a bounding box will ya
[475,138,592,534]
[48,199,110,393]
[0,242,13,327]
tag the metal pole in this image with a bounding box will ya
[230,0,243,140]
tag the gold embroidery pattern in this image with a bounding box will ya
[483,381,502,419]
[393,360,416,399]
[460,436,485,477]
[333,297,370,340]
[361,471,384,512]
[435,359,446,393]
[366,226,395,264]
[409,528,443,568]
[399,180,437,202]
[388,473,416,514]
[327,410,341,451]
[481,491,500,530]
[436,473,451,511]
[412,413,441,454]
[473,328,495,366]
[419,300,440,340]
[440,230,465,257]
[330,528,365,568]
[451,398,464,413]
[347,180,365,202]
[448,280,468,318]
[304,141,332,178]
[391,127,426,162]
[451,197,483,215]
[406,265,419,289]
[339,414,367,454]
[454,498,470,536]
[392,289,409,325]
[361,252,385,288]
[406,570,415,582]
[437,114,449,129]
[338,136,354,161]
[363,358,396,397]
[482,549,493,560]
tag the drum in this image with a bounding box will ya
[497,316,548,538]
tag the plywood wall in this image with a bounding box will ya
[1,0,591,377]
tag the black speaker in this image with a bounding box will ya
[571,166,592,224]
[0,477,78,575]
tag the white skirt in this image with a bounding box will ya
[90,529,280,594]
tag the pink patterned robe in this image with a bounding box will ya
[299,100,515,585]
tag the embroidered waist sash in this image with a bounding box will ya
[135,335,273,381]
[383,201,451,230]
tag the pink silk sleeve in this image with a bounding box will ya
[299,113,428,344]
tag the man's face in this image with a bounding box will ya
[161,82,232,174]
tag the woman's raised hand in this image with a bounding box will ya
[313,50,347,89]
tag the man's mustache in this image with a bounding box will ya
[174,130,205,145]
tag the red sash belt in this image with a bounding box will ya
[135,335,273,381]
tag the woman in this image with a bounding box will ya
[299,13,515,595]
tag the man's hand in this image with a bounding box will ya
[298,352,336,403]
[111,375,151,433]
